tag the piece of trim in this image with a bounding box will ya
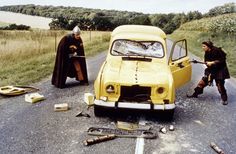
[94,100,175,110]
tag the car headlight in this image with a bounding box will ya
[106,85,115,93]
[156,86,168,98]
[157,87,165,94]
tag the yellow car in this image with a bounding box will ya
[94,25,192,119]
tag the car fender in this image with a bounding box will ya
[94,61,107,99]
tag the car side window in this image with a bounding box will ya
[171,40,187,61]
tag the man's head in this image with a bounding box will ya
[72,26,81,40]
[202,41,213,52]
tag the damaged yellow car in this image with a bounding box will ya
[94,25,192,119]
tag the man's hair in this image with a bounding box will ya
[202,41,213,49]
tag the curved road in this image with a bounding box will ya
[0,50,236,154]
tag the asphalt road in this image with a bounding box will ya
[0,51,236,154]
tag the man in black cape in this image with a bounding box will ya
[52,26,89,88]
[187,41,230,105]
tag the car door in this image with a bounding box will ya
[168,39,192,89]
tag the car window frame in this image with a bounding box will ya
[169,39,188,62]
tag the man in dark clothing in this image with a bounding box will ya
[187,41,230,105]
[52,26,89,88]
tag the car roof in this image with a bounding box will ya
[111,25,167,41]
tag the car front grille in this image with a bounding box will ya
[119,85,151,102]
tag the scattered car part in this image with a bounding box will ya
[169,125,175,131]
[76,111,90,118]
[160,127,167,134]
[87,127,157,139]
[54,103,69,111]
[116,121,139,131]
[25,93,45,103]
[83,134,116,146]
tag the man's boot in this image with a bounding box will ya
[221,94,228,105]
[187,87,203,98]
[187,92,198,98]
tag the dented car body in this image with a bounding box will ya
[94,25,192,118]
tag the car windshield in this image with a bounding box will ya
[111,40,164,58]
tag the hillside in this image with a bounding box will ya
[169,13,236,77]
[0,11,52,29]
[179,13,236,33]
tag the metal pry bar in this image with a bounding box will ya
[190,59,206,64]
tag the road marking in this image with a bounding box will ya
[135,137,144,154]
[135,118,145,154]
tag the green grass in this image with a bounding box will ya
[0,21,10,27]
[179,13,236,34]
[0,30,110,86]
[169,30,236,77]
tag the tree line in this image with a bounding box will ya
[0,3,235,34]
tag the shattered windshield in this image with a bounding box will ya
[111,40,164,58]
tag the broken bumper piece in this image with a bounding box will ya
[94,100,175,110]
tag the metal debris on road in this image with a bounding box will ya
[169,125,175,131]
[87,127,157,139]
[84,93,94,106]
[210,142,225,154]
[54,103,69,112]
[116,121,139,131]
[76,111,91,118]
[83,134,116,146]
[160,127,167,134]
[0,85,39,96]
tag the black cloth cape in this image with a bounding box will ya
[51,34,88,88]
[204,46,230,80]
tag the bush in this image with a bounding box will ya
[0,24,30,30]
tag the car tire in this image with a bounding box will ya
[162,109,175,121]
[152,109,175,121]
[94,105,106,117]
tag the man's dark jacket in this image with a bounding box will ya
[204,46,230,80]
[51,34,88,88]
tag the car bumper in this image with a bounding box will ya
[94,100,175,110]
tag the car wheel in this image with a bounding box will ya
[152,109,175,121]
[163,109,175,121]
[94,105,105,117]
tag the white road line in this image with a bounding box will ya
[135,137,145,154]
[135,118,145,154]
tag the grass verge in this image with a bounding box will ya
[0,30,110,86]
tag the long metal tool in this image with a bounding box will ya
[190,59,206,64]
[87,127,157,139]
[83,134,116,146]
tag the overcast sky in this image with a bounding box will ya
[0,0,234,14]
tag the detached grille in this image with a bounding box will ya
[119,85,151,102]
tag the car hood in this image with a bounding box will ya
[102,59,170,85]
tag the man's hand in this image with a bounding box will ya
[206,61,215,67]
